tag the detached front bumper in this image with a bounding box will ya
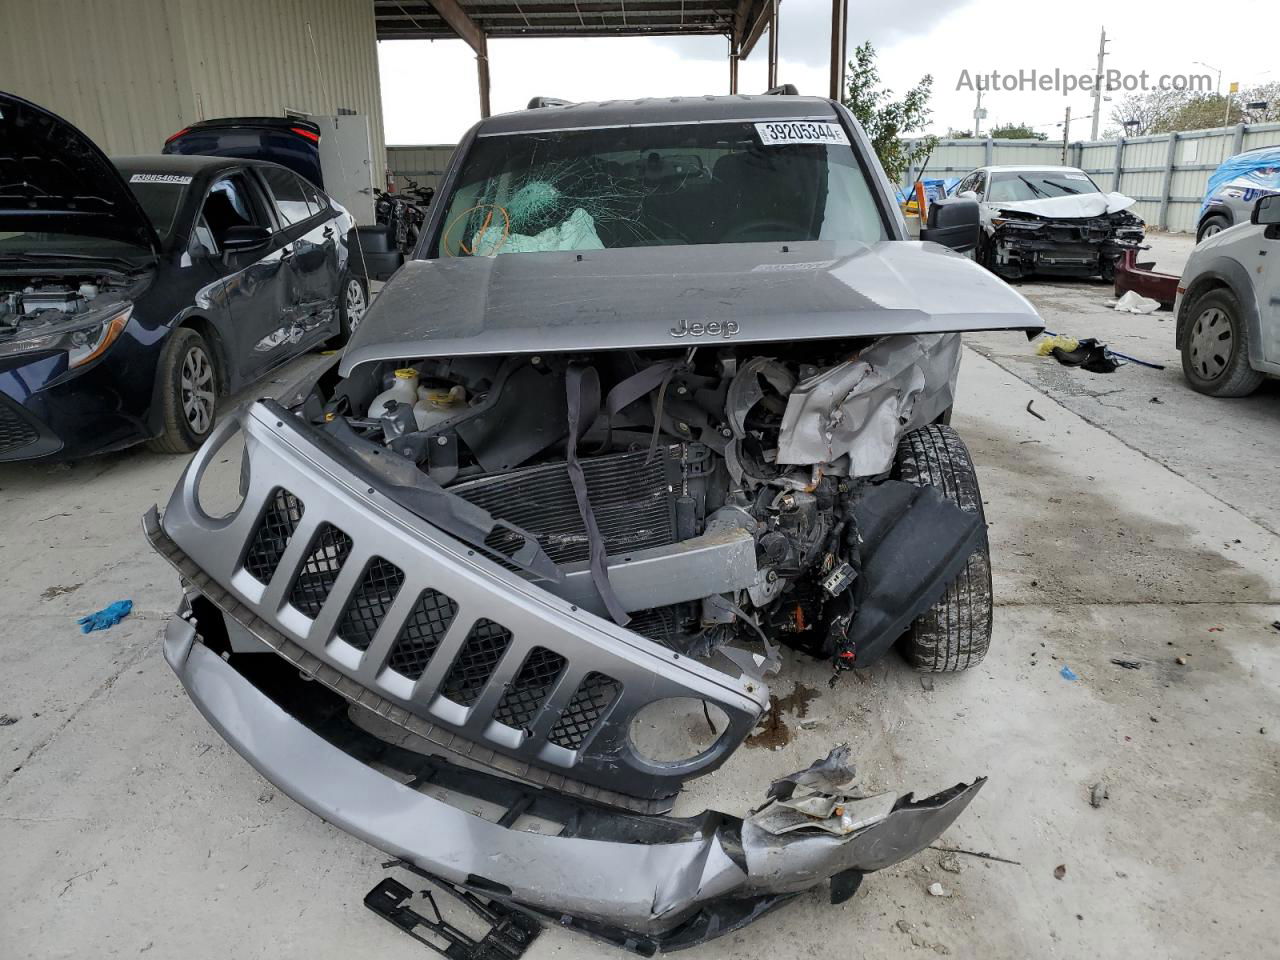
[149,399,984,947]
[163,603,982,947]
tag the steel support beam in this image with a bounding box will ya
[766,0,778,89]
[729,36,740,94]
[477,32,491,118]
[425,0,485,51]
[739,0,770,59]
[828,0,846,100]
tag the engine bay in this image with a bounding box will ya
[304,333,984,673]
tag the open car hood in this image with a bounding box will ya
[341,240,1044,371]
[995,191,1137,220]
[0,92,160,254]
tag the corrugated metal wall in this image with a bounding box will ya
[0,0,384,168]
[905,122,1280,233]
[386,145,457,191]
[0,0,190,156]
[178,0,385,169]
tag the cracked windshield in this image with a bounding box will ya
[435,121,886,256]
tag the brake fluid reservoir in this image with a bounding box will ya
[413,384,466,431]
[368,368,419,418]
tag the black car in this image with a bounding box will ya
[0,92,368,460]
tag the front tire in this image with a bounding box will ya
[892,424,993,672]
[147,328,217,454]
[328,273,369,347]
[1180,288,1264,397]
[1196,215,1230,243]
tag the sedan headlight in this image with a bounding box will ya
[67,306,132,368]
[991,217,1045,230]
[0,305,132,368]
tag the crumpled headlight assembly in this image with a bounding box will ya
[991,217,1045,230]
[2,305,133,369]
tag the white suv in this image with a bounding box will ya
[1176,194,1280,396]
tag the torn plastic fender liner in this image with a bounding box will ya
[775,333,961,477]
[162,613,983,940]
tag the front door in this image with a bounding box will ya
[197,172,298,378]
[257,166,341,350]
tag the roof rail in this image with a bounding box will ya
[763,84,799,96]
[527,97,572,109]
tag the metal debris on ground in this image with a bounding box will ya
[1089,782,1109,808]
[0,714,18,726]
[1110,658,1142,670]
[1176,656,1189,665]
[1149,396,1163,404]
[364,875,541,959]
[76,599,133,634]
[928,845,1021,866]
[1025,399,1047,421]
[1034,331,1165,372]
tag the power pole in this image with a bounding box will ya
[1062,105,1072,163]
[1090,27,1108,140]
[973,89,985,136]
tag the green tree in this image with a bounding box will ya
[1152,93,1243,133]
[842,41,937,184]
[945,128,976,139]
[988,122,1047,141]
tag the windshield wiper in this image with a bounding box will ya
[1017,176,1048,199]
[1041,181,1082,195]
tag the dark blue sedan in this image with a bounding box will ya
[0,92,368,460]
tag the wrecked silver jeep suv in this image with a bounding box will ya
[147,95,1042,951]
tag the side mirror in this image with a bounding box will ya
[1251,193,1280,226]
[921,196,981,253]
[220,224,272,253]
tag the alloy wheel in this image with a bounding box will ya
[180,345,216,435]
[346,278,368,331]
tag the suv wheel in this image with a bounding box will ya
[147,328,218,454]
[892,424,993,672]
[1180,288,1265,397]
[1196,214,1230,242]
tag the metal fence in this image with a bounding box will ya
[386,144,457,193]
[904,121,1280,233]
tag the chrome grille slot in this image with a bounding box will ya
[243,488,304,584]
[440,618,513,706]
[337,556,405,651]
[287,523,352,617]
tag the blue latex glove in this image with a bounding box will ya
[77,599,133,634]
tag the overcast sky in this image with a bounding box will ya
[378,0,1275,145]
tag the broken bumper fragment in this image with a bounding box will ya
[162,606,982,947]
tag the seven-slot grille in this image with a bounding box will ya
[236,487,620,753]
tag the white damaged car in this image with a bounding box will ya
[953,164,1145,280]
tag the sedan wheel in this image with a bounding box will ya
[345,277,368,331]
[180,345,216,434]
[1187,306,1232,381]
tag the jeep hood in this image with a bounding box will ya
[0,92,160,254]
[341,240,1043,372]
[995,191,1137,220]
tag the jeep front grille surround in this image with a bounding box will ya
[149,404,766,805]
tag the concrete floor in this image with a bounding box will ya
[3,245,1278,958]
